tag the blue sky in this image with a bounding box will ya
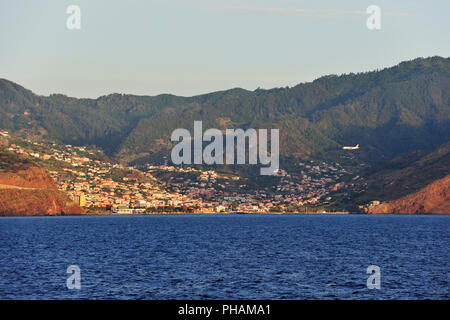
[0,0,449,98]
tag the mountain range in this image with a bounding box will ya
[1,56,449,167]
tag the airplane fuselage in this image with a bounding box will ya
[343,144,359,150]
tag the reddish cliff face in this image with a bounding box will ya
[0,189,84,216]
[366,175,450,214]
[0,151,83,216]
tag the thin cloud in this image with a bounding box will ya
[219,6,412,17]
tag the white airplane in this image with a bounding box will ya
[343,144,359,150]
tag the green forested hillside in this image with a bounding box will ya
[1,56,449,164]
[355,141,450,203]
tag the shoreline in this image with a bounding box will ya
[1,211,353,217]
[84,211,352,216]
[3,211,449,217]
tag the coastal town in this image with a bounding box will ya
[0,130,367,214]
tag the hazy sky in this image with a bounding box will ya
[1,0,449,98]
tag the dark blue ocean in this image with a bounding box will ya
[0,214,448,299]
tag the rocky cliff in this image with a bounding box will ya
[0,151,83,216]
[366,175,450,214]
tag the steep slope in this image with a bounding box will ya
[117,57,450,163]
[366,175,449,214]
[357,141,450,203]
[1,56,449,164]
[0,152,83,216]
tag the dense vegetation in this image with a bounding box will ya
[1,56,449,165]
[355,141,450,203]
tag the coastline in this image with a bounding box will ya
[3,211,449,217]
[83,210,352,216]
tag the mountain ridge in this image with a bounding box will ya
[1,56,449,165]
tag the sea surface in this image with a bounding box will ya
[0,214,448,299]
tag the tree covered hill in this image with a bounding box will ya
[357,141,450,204]
[1,56,449,164]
